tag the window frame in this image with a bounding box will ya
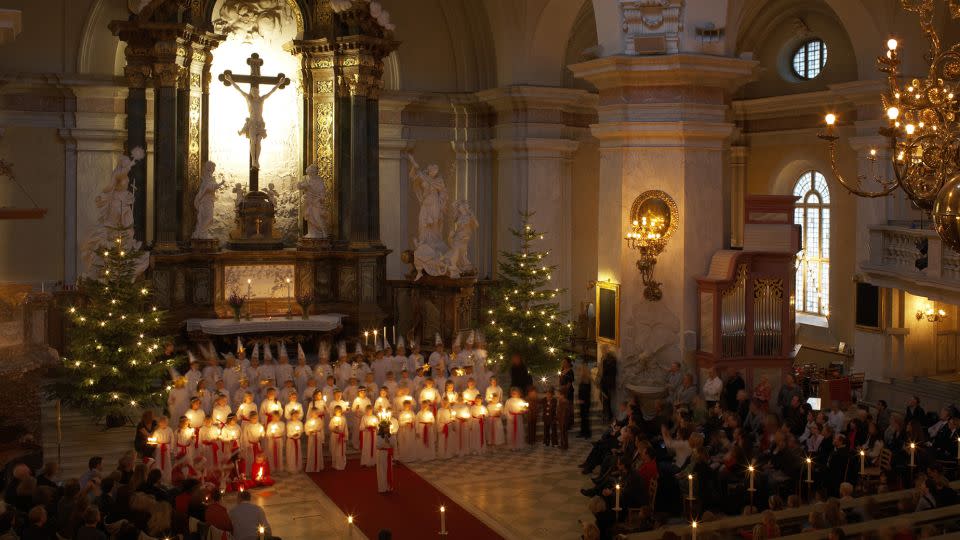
[793,170,830,318]
[791,39,828,80]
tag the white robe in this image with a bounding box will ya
[304,418,325,472]
[285,421,303,472]
[397,411,418,462]
[329,417,348,470]
[376,435,395,493]
[350,396,371,450]
[199,425,222,471]
[168,387,190,423]
[151,426,174,485]
[240,422,265,476]
[359,414,378,467]
[504,397,527,450]
[417,410,436,461]
[293,364,311,394]
[265,421,286,473]
[436,409,456,459]
[487,403,506,446]
[469,404,487,455]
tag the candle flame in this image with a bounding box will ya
[347,515,354,524]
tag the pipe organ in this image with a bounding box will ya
[697,196,801,384]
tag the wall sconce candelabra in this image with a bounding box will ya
[916,300,947,323]
[624,190,678,301]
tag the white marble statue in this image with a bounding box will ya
[82,148,149,277]
[446,200,478,278]
[407,154,451,279]
[265,182,279,206]
[192,161,225,240]
[298,164,329,239]
[214,0,286,43]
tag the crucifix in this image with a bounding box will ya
[218,53,289,193]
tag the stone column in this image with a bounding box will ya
[730,145,747,248]
[152,39,186,251]
[478,86,593,309]
[450,96,494,278]
[118,33,154,244]
[178,44,211,241]
[379,93,415,279]
[570,55,757,379]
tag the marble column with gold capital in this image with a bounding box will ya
[151,38,187,251]
[570,54,757,378]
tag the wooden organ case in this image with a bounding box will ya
[696,196,801,385]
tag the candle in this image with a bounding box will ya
[383,326,387,343]
[806,457,813,482]
[687,474,694,499]
[147,436,158,446]
[859,449,866,474]
[909,442,916,467]
[257,524,265,540]
[692,521,698,540]
[747,465,755,491]
[614,483,621,510]
[347,515,354,538]
[440,505,447,534]
[364,331,369,345]
[957,438,960,461]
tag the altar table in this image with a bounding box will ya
[185,314,344,335]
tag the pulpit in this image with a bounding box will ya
[696,196,801,387]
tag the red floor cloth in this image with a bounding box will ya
[307,460,505,540]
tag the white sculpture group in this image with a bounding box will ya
[297,164,329,239]
[82,147,150,277]
[407,154,478,280]
[192,161,225,240]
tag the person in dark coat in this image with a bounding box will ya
[723,370,745,412]
[599,349,618,422]
[576,358,593,438]
[509,353,533,393]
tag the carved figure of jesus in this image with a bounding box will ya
[221,70,287,170]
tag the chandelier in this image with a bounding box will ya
[818,0,960,251]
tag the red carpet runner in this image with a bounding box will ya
[307,459,504,539]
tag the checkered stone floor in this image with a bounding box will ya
[407,437,597,540]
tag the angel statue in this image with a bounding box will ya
[446,200,478,278]
[82,147,149,277]
[192,161,225,240]
[298,164,329,239]
[406,153,450,279]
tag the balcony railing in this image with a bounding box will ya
[862,225,960,299]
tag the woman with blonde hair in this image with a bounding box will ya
[147,501,174,538]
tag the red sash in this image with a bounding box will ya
[159,443,169,470]
[271,436,283,466]
[422,423,433,447]
[194,431,200,449]
[441,423,450,451]
[337,431,346,458]
[204,440,220,466]
[474,416,485,448]
[510,412,522,445]
[379,447,395,488]
[177,443,191,458]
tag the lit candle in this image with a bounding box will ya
[440,505,447,534]
[747,465,755,491]
[806,457,813,482]
[347,515,354,538]
[909,442,916,467]
[957,438,960,461]
[383,326,387,342]
[257,524,265,540]
[687,474,694,499]
[614,483,621,510]
[692,521,698,540]
[364,331,369,345]
[859,449,866,475]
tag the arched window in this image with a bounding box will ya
[791,39,828,79]
[794,171,830,317]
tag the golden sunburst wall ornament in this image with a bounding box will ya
[818,0,960,251]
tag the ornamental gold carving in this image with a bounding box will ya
[316,80,333,94]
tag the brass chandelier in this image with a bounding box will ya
[818,0,960,252]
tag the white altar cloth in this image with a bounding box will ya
[185,314,344,335]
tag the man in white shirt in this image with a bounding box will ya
[229,491,273,540]
[701,368,723,407]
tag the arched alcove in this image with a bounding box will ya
[77,0,128,75]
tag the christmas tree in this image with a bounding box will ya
[486,213,574,376]
[49,226,172,417]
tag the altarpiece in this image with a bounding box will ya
[110,0,398,335]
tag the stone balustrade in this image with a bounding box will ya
[861,225,960,302]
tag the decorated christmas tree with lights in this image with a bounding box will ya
[49,226,171,418]
[486,213,574,376]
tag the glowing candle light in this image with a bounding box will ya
[859,449,866,475]
[257,524,265,540]
[909,442,916,467]
[440,506,447,535]
[688,474,694,499]
[747,465,755,491]
[692,521,698,540]
[614,483,621,510]
[806,457,813,482]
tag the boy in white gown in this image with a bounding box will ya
[462,378,480,405]
[232,378,252,409]
[283,392,304,422]
[397,401,418,463]
[375,419,397,493]
[419,379,440,415]
[329,406,349,470]
[199,416,222,472]
[362,372,379,402]
[151,416,174,485]
[211,394,231,428]
[259,388,282,421]
[236,392,257,423]
[265,413,286,474]
[407,340,425,377]
[314,341,334,382]
[486,394,506,447]
[304,408,325,472]
[184,397,206,430]
[222,354,241,397]
[276,345,294,389]
[485,376,504,404]
[453,398,471,456]
[436,399,456,459]
[175,416,196,463]
[373,387,392,413]
[293,344,311,394]
[278,379,298,405]
[285,410,304,473]
[240,411,265,476]
[428,334,449,378]
[504,388,528,450]
[382,371,398,398]
[469,398,488,455]
[350,387,371,450]
[301,377,319,406]
[219,414,242,470]
[359,405,378,467]
[416,400,437,461]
